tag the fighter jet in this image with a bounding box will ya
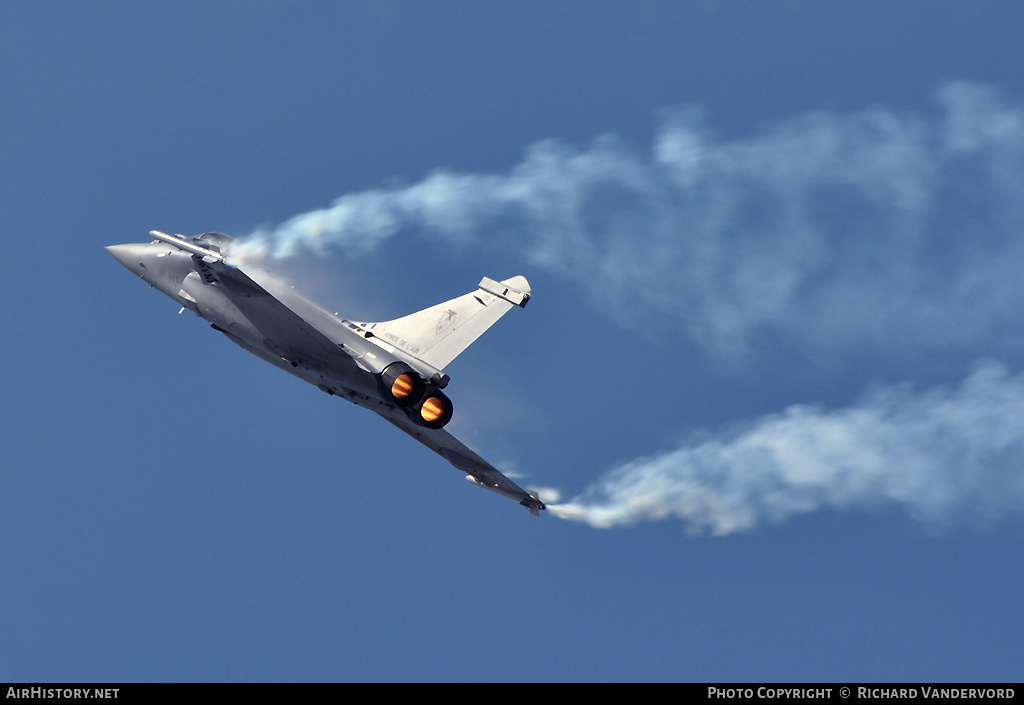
[107,230,546,516]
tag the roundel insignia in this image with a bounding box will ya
[436,308,457,335]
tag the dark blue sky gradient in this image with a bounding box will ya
[2,1,1023,681]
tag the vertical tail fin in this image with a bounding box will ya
[356,276,530,370]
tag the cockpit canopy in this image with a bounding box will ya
[193,231,235,253]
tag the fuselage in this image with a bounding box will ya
[107,231,545,515]
[106,237,450,427]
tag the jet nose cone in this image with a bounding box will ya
[105,243,149,277]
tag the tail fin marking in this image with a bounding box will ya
[357,276,530,371]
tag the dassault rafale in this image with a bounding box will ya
[107,231,545,515]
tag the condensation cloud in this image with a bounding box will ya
[239,82,1024,532]
[548,361,1024,533]
[239,82,1024,361]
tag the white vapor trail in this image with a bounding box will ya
[240,82,1024,360]
[548,361,1024,533]
[241,82,1024,531]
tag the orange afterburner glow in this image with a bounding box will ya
[416,392,453,428]
[421,396,446,422]
[392,373,415,399]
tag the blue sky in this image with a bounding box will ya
[3,1,1023,682]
